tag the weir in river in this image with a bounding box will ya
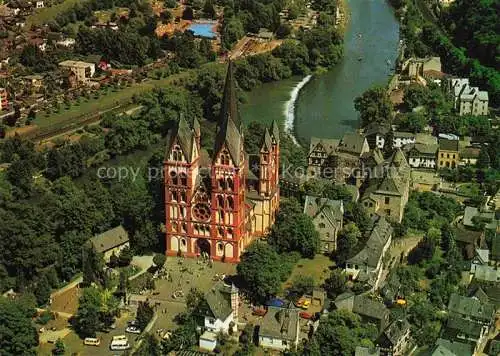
[241,0,400,144]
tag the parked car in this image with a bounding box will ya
[126,326,141,334]
[252,308,267,316]
[299,311,313,319]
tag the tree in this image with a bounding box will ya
[324,269,347,299]
[0,297,38,355]
[33,274,52,306]
[268,198,320,258]
[74,287,102,338]
[344,202,371,233]
[236,242,286,303]
[477,147,490,168]
[383,129,394,157]
[137,301,155,330]
[153,253,166,269]
[82,245,104,286]
[135,333,161,356]
[308,309,378,355]
[336,223,361,265]
[118,246,133,267]
[288,275,314,299]
[202,0,216,19]
[52,338,65,355]
[182,6,194,20]
[354,86,393,128]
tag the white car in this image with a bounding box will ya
[125,326,141,334]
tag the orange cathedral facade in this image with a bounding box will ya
[164,63,280,263]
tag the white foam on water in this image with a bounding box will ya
[283,75,312,146]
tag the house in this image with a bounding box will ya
[447,293,495,326]
[23,74,43,94]
[360,149,411,222]
[307,137,339,178]
[352,295,390,332]
[0,87,8,110]
[90,225,129,262]
[430,338,473,356]
[438,139,459,169]
[377,319,412,355]
[453,227,483,259]
[442,316,490,354]
[303,195,343,253]
[35,0,44,8]
[459,147,480,166]
[492,233,500,265]
[55,38,76,47]
[204,282,239,334]
[392,132,415,148]
[443,293,495,353]
[399,57,443,85]
[345,216,392,289]
[58,60,95,85]
[307,133,369,184]
[199,331,217,352]
[446,78,488,116]
[258,304,300,351]
[472,265,500,283]
[463,206,498,231]
[363,122,389,149]
[406,143,438,169]
[470,248,489,274]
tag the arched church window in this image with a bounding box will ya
[218,243,224,252]
[218,178,226,190]
[220,150,230,165]
[180,191,187,202]
[218,227,224,237]
[170,171,178,185]
[218,195,224,208]
[179,172,187,186]
[172,145,182,161]
[227,178,233,190]
[227,196,234,210]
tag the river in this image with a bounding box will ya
[240,0,400,144]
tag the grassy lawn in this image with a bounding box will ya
[457,182,482,197]
[27,0,90,26]
[283,254,333,291]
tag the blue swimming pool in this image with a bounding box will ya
[188,23,217,39]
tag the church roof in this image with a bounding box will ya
[165,114,194,162]
[270,120,280,144]
[261,128,272,152]
[213,61,243,165]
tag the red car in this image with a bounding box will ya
[299,311,313,319]
[252,308,267,316]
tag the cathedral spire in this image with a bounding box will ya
[219,60,240,131]
[213,61,243,165]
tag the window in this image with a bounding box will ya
[385,197,390,204]
[170,171,178,185]
[220,150,230,165]
[227,178,234,190]
[218,178,226,190]
[172,145,182,161]
[181,239,186,246]
[447,154,450,158]
[452,154,455,159]
[218,227,224,237]
[441,153,444,158]
[227,196,234,210]
[218,195,224,208]
[319,223,326,229]
[218,243,223,252]
[385,209,391,216]
[179,173,187,186]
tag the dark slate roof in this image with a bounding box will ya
[348,216,393,268]
[337,132,367,155]
[213,61,243,165]
[445,316,483,338]
[353,295,389,321]
[165,114,195,162]
[303,195,343,226]
[433,338,473,356]
[447,293,494,323]
[362,149,410,198]
[382,319,411,346]
[364,122,390,137]
[407,143,438,156]
[270,120,280,144]
[308,137,339,156]
[492,233,500,261]
[90,225,129,253]
[439,139,459,152]
[204,282,236,321]
[259,305,300,341]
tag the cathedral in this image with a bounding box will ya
[164,62,280,263]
